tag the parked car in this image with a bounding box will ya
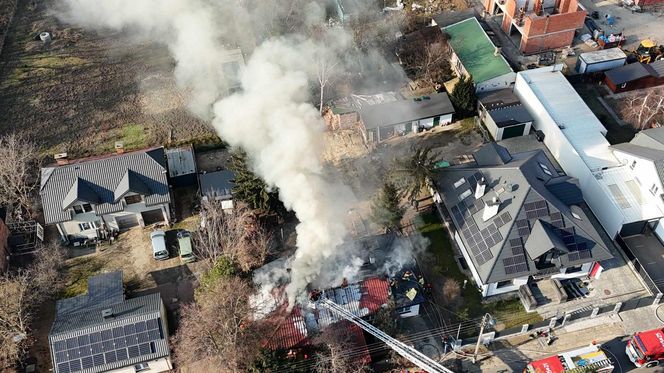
[177,231,196,263]
[150,230,169,260]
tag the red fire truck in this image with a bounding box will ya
[626,327,664,368]
[525,344,614,373]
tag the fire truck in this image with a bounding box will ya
[525,344,614,373]
[626,327,664,368]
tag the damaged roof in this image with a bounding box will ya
[434,144,612,284]
[40,148,170,225]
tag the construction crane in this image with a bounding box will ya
[320,299,455,373]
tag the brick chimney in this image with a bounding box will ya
[115,141,125,155]
[54,152,69,165]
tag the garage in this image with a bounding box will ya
[115,215,139,230]
[502,124,526,139]
[141,209,165,226]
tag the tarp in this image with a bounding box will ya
[527,355,565,373]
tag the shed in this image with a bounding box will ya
[604,60,664,93]
[199,170,235,209]
[165,146,197,187]
[477,88,534,141]
[575,48,627,74]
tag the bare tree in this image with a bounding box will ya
[172,276,266,372]
[313,322,372,373]
[621,88,664,130]
[0,241,66,369]
[397,31,452,87]
[317,57,339,115]
[0,271,33,370]
[0,134,40,218]
[195,201,272,272]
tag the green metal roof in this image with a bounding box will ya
[443,18,512,83]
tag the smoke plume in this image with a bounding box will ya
[57,0,372,303]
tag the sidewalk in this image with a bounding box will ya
[453,317,625,372]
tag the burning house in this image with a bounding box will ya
[251,234,429,361]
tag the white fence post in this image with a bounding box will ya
[590,307,600,318]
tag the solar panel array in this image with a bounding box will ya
[524,200,549,220]
[52,318,163,373]
[503,238,529,275]
[452,198,504,266]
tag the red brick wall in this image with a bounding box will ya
[520,10,585,53]
[485,0,495,12]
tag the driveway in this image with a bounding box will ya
[621,227,664,293]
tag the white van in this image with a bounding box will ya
[150,230,169,260]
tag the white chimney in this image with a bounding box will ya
[494,47,502,56]
[54,152,68,165]
[475,178,486,199]
[482,197,501,221]
[115,141,125,154]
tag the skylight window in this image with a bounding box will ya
[454,178,467,188]
[539,162,552,176]
[458,189,472,201]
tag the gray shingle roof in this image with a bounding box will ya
[487,105,533,127]
[359,92,455,130]
[114,170,153,200]
[473,142,512,166]
[40,148,170,225]
[525,220,570,260]
[199,170,235,199]
[605,62,651,85]
[49,272,169,373]
[434,145,613,284]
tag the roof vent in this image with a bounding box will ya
[54,152,69,165]
[482,197,501,221]
[475,177,486,199]
[101,308,114,319]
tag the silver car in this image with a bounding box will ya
[150,230,169,260]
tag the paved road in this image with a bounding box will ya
[602,336,664,373]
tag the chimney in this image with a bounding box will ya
[54,152,69,165]
[482,196,501,221]
[115,141,125,154]
[101,308,114,319]
[494,47,502,56]
[475,177,486,199]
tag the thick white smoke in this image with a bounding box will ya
[57,0,366,304]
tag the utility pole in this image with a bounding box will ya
[473,313,494,364]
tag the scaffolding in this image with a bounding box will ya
[7,220,44,255]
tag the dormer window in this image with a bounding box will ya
[125,195,143,205]
[73,203,93,214]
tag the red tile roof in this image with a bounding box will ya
[263,306,310,350]
[360,277,390,313]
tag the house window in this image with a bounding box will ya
[397,306,411,314]
[78,222,92,231]
[566,265,583,273]
[73,204,93,214]
[73,205,84,214]
[125,195,143,205]
[134,363,150,372]
[650,184,659,196]
[83,204,93,212]
[496,280,513,288]
[454,178,467,188]
[630,160,637,169]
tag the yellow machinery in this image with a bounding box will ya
[628,39,664,64]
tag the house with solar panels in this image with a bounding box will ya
[48,272,172,373]
[40,147,172,243]
[432,143,612,298]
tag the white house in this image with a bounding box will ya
[514,66,663,240]
[40,147,172,242]
[432,143,612,297]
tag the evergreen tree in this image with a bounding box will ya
[391,146,440,203]
[371,182,406,233]
[450,74,477,116]
[229,150,286,216]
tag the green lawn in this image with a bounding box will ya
[417,212,542,330]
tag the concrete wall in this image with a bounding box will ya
[550,262,593,280]
[514,73,625,238]
[484,277,529,297]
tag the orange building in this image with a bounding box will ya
[484,0,586,55]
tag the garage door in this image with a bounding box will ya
[502,124,526,139]
[116,215,139,230]
[142,209,165,225]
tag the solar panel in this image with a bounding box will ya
[488,224,497,234]
[54,340,67,352]
[112,326,124,338]
[516,219,529,228]
[523,202,537,212]
[114,337,127,348]
[147,319,158,331]
[124,324,136,335]
[518,227,530,236]
[128,345,140,359]
[535,200,547,208]
[105,351,117,364]
[92,353,105,367]
[89,332,102,344]
[138,343,152,355]
[526,210,538,220]
[66,337,78,350]
[57,362,70,373]
[69,359,81,372]
[81,356,94,370]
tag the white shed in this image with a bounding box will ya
[576,48,627,74]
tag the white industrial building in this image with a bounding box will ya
[514,66,664,241]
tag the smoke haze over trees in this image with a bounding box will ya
[54,0,410,304]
